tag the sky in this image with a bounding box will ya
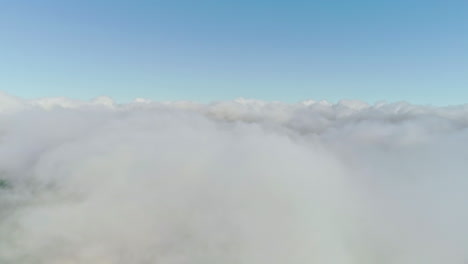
[1,0,467,104]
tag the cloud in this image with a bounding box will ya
[0,92,467,263]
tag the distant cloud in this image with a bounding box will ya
[0,91,467,263]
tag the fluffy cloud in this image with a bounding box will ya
[0,92,467,263]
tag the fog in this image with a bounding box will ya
[0,92,467,263]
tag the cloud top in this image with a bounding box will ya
[0,92,467,263]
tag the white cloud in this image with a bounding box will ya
[0,91,467,263]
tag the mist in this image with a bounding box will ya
[0,92,467,263]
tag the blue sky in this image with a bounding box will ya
[1,0,467,104]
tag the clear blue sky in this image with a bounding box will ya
[1,0,467,104]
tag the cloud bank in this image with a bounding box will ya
[0,92,467,263]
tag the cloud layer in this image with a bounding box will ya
[0,92,467,263]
